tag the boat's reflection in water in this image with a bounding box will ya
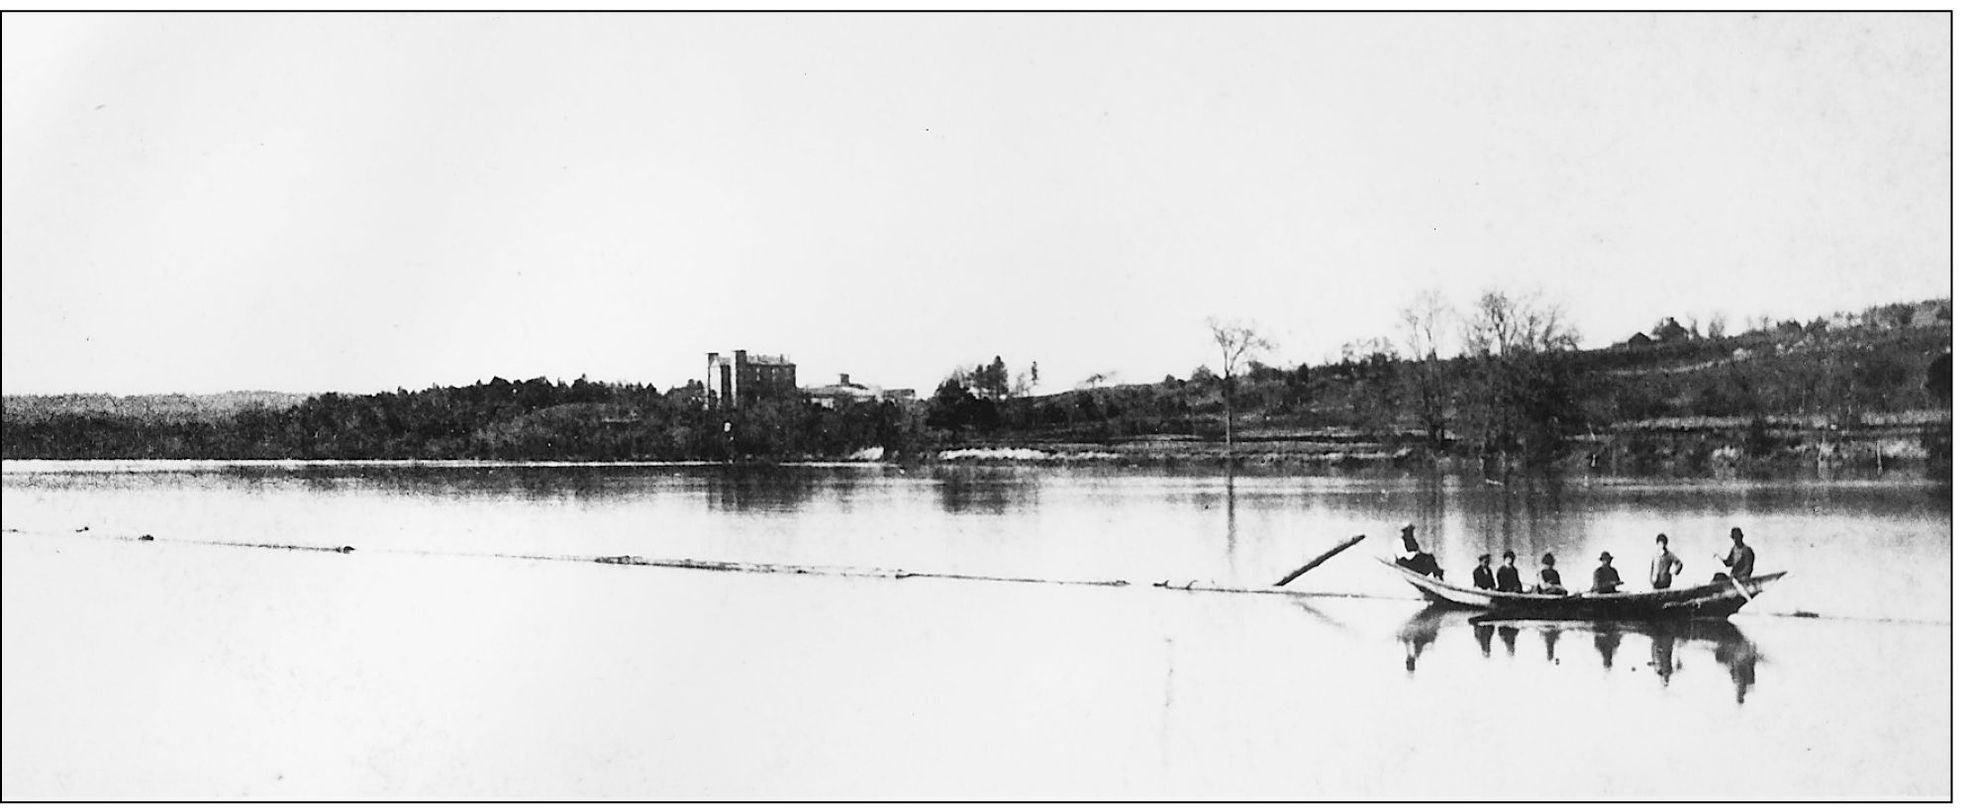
[1396,605,1762,703]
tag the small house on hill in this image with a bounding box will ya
[1625,332,1654,349]
[1651,317,1690,342]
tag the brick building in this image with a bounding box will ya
[705,350,797,410]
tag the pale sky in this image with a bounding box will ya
[1,12,1950,396]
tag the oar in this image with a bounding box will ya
[1712,554,1757,604]
[1274,534,1367,587]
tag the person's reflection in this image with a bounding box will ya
[1592,626,1622,670]
[1398,607,1446,673]
[1630,621,1760,701]
[1473,624,1495,658]
[1498,625,1520,657]
[1650,630,1677,686]
[1542,627,1561,663]
[1689,621,1760,704]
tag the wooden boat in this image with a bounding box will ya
[1380,559,1785,619]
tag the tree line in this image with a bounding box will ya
[3,294,1949,466]
[2,377,921,461]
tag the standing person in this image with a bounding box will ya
[1472,553,1496,590]
[1649,533,1685,590]
[1495,550,1524,593]
[1719,527,1756,581]
[1535,552,1567,595]
[1396,523,1444,579]
[1592,551,1623,594]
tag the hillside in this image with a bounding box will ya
[0,303,1951,477]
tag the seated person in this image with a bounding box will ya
[1472,553,1496,590]
[1535,552,1567,595]
[1395,523,1444,579]
[1495,550,1524,593]
[1591,551,1623,594]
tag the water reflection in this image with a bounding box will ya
[1592,627,1622,670]
[932,468,1039,515]
[1225,472,1238,557]
[1397,606,1450,673]
[705,467,824,513]
[1391,607,1763,702]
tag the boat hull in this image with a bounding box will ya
[1381,559,1785,620]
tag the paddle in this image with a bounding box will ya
[1712,554,1757,603]
[1274,534,1367,587]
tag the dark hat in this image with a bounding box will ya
[1400,523,1416,533]
[1599,551,1614,561]
[1730,527,1744,539]
[1478,552,1492,561]
[1540,552,1555,566]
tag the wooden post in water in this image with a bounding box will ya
[1274,534,1368,587]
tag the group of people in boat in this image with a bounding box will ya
[1394,522,1757,595]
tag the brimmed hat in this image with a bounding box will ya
[1478,552,1492,561]
[1599,551,1614,561]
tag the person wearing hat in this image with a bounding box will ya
[1591,551,1624,594]
[1471,553,1496,590]
[1494,550,1524,593]
[1717,527,1756,582]
[1395,523,1444,579]
[1649,533,1685,590]
[1534,552,1567,595]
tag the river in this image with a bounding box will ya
[0,461,1950,799]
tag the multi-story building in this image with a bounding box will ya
[801,373,917,409]
[705,350,797,410]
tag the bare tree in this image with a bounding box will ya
[1398,290,1454,449]
[1460,288,1582,474]
[1465,289,1579,357]
[1399,289,1451,361]
[1209,318,1274,460]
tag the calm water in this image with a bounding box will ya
[0,461,1951,798]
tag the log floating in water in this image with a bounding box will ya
[1274,534,1368,587]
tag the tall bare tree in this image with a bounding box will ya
[1209,318,1274,461]
[1399,289,1451,361]
[1461,289,1582,475]
[1398,290,1453,449]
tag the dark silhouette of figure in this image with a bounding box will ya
[1592,551,1623,594]
[1719,527,1756,582]
[1536,552,1567,595]
[1495,550,1524,593]
[1474,623,1495,657]
[1396,523,1444,579]
[1649,533,1684,590]
[1472,553,1496,590]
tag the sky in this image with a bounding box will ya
[0,12,1951,396]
